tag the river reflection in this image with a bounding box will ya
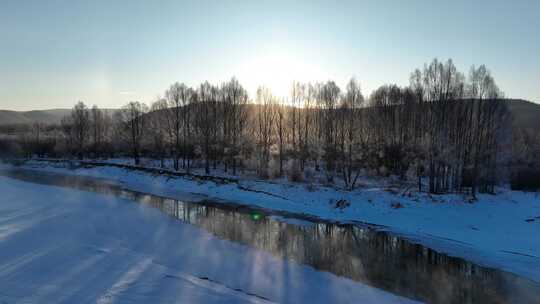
[2,168,540,304]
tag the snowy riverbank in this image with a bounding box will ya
[2,159,540,283]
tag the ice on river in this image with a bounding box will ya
[0,176,417,304]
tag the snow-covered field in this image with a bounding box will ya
[0,174,417,303]
[2,159,540,285]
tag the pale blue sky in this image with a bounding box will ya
[1,0,539,110]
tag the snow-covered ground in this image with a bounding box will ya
[0,174,417,303]
[2,159,540,284]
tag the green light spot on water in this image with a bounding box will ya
[251,213,262,221]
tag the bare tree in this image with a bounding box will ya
[319,81,340,183]
[255,87,276,177]
[275,102,286,176]
[118,101,148,165]
[421,59,465,193]
[149,98,169,167]
[339,78,364,189]
[466,65,507,196]
[289,82,303,157]
[181,87,195,172]
[301,83,316,171]
[90,105,107,157]
[165,82,190,170]
[60,116,74,156]
[222,77,248,175]
[194,82,217,174]
[70,101,90,160]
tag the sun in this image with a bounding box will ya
[238,49,323,99]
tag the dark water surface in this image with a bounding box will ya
[2,168,540,304]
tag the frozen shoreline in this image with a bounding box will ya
[2,159,540,283]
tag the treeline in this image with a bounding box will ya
[4,59,537,194]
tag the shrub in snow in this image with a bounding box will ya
[332,199,350,209]
[268,155,281,179]
[304,167,316,181]
[390,202,404,209]
[305,183,318,192]
[258,168,270,179]
[287,159,304,182]
[379,165,388,177]
[511,168,540,191]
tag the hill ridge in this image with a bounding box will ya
[0,100,538,131]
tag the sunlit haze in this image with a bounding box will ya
[1,0,539,110]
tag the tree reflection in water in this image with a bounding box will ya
[146,196,540,304]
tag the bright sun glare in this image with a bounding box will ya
[238,50,324,100]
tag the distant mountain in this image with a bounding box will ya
[506,99,540,132]
[0,108,117,126]
[0,109,71,126]
[1,100,539,132]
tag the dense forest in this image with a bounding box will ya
[2,59,539,194]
